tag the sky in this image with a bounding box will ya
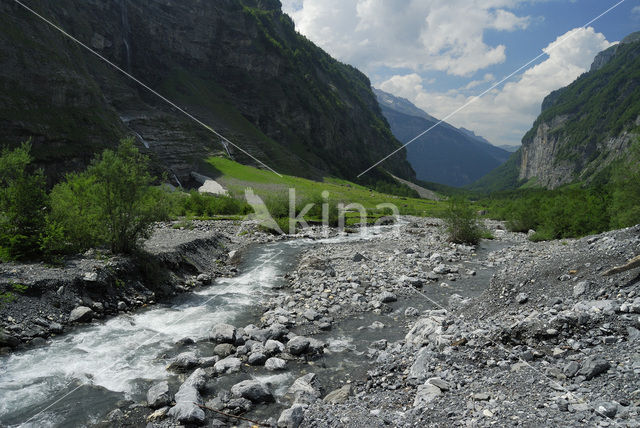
[281,0,638,147]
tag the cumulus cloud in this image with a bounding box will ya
[282,0,531,76]
[379,27,614,146]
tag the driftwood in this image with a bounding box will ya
[603,255,640,276]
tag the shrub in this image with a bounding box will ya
[0,142,48,260]
[51,138,168,254]
[443,197,482,245]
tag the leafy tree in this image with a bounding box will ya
[51,138,168,254]
[443,197,482,245]
[0,142,48,260]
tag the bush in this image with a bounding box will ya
[171,190,251,218]
[443,197,482,245]
[51,138,168,254]
[0,142,48,260]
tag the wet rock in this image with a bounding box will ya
[578,356,610,380]
[147,406,169,422]
[265,339,285,355]
[370,339,387,350]
[287,336,310,355]
[168,369,206,424]
[196,273,212,284]
[404,307,420,317]
[287,373,321,404]
[231,380,274,403]
[278,404,304,428]
[248,352,268,365]
[147,381,171,409]
[210,323,237,344]
[167,352,199,372]
[68,306,94,323]
[0,329,19,348]
[378,291,397,303]
[214,357,242,374]
[117,301,127,311]
[265,357,287,371]
[213,343,235,358]
[323,384,351,404]
[413,383,441,407]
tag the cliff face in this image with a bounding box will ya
[0,0,414,184]
[518,34,640,189]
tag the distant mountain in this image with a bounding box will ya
[469,31,640,192]
[0,0,414,185]
[498,145,520,153]
[374,89,510,187]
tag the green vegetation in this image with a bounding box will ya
[0,142,49,260]
[522,42,640,164]
[51,138,170,254]
[207,156,446,218]
[477,140,640,241]
[443,197,483,245]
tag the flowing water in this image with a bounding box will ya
[0,226,504,427]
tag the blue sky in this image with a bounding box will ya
[282,0,638,147]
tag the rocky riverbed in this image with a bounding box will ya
[2,217,639,427]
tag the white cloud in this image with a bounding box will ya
[281,0,531,76]
[379,27,614,146]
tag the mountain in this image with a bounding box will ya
[0,0,414,185]
[374,89,510,187]
[471,31,640,192]
[498,145,520,153]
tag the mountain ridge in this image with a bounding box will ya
[0,0,415,185]
[374,89,510,187]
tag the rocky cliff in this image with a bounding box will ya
[0,0,414,185]
[518,32,640,189]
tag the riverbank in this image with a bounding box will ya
[302,223,640,427]
[0,219,290,352]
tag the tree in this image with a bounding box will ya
[0,142,48,260]
[51,138,168,254]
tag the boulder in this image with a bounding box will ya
[230,380,273,403]
[287,373,321,404]
[378,291,397,303]
[413,383,441,407]
[214,357,242,374]
[277,404,304,428]
[578,356,610,380]
[265,357,287,371]
[323,384,351,404]
[168,369,207,424]
[147,381,171,409]
[265,339,285,355]
[213,343,235,358]
[248,352,268,365]
[286,336,310,355]
[167,352,199,372]
[68,306,94,323]
[210,323,236,344]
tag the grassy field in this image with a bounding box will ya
[205,156,447,218]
